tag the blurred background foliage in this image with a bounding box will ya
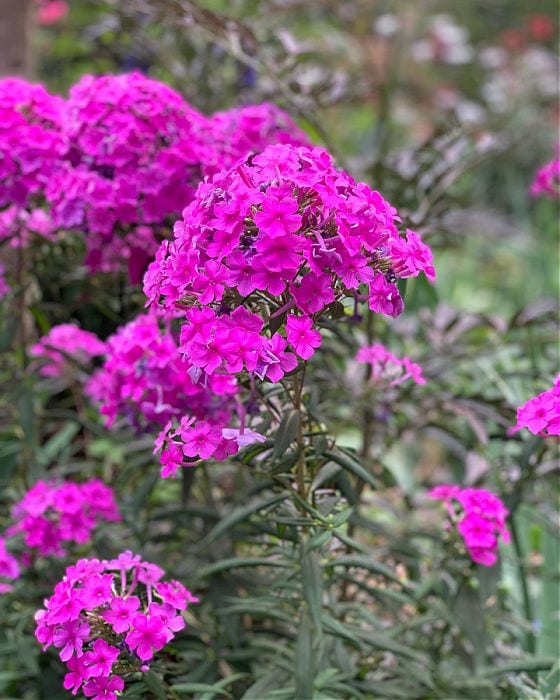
[0,0,558,698]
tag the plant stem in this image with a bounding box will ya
[510,513,536,655]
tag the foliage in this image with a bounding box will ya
[0,1,558,699]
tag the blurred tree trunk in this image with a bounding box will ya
[0,0,34,77]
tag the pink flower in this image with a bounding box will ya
[126,614,167,661]
[286,315,322,360]
[53,619,91,662]
[254,187,302,238]
[102,596,140,634]
[83,675,124,700]
[83,639,120,678]
[368,274,403,317]
[63,654,90,695]
[512,378,560,437]
[430,484,510,566]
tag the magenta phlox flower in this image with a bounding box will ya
[83,639,120,678]
[148,601,186,642]
[125,614,167,660]
[430,484,510,566]
[3,480,121,573]
[82,674,124,700]
[102,596,140,633]
[29,324,106,379]
[144,144,435,467]
[511,377,560,437]
[356,342,426,388]
[53,619,91,662]
[36,554,198,695]
[63,654,90,695]
[530,156,560,198]
[286,315,322,360]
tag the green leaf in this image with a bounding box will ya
[272,410,300,459]
[141,670,167,700]
[196,557,287,578]
[331,554,408,588]
[35,421,80,468]
[172,673,248,698]
[300,545,323,633]
[480,656,558,676]
[295,611,314,700]
[324,449,379,491]
[198,493,288,546]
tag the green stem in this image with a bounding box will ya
[510,514,536,654]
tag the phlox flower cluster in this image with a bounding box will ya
[29,324,106,378]
[85,314,238,476]
[0,77,65,209]
[145,144,434,465]
[35,552,198,699]
[429,485,510,566]
[202,102,311,177]
[5,479,120,561]
[356,343,426,386]
[529,157,560,198]
[34,0,69,26]
[511,376,560,437]
[45,72,211,274]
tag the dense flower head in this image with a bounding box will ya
[29,323,106,378]
[203,103,312,177]
[0,77,65,208]
[529,157,560,198]
[85,313,238,476]
[35,553,198,698]
[429,485,510,566]
[45,72,211,274]
[145,143,434,465]
[6,479,121,559]
[511,376,560,437]
[356,343,426,386]
[145,143,434,362]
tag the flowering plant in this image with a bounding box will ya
[5,479,121,560]
[511,376,560,437]
[29,324,107,379]
[35,553,198,699]
[530,156,560,198]
[85,313,238,476]
[45,72,210,275]
[145,143,434,468]
[356,342,426,387]
[429,485,510,566]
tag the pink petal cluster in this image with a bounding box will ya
[511,377,560,437]
[529,157,560,198]
[203,102,312,177]
[356,342,426,386]
[35,553,198,699]
[0,205,57,248]
[145,144,434,463]
[29,324,107,378]
[45,72,211,275]
[0,78,65,209]
[35,0,69,25]
[429,485,510,566]
[5,479,121,561]
[85,313,239,476]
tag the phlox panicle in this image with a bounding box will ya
[35,553,198,698]
[429,485,510,566]
[29,324,106,379]
[510,376,560,437]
